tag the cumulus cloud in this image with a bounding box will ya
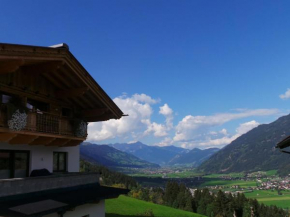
[179,120,260,149]
[87,92,278,150]
[156,137,174,147]
[173,109,278,142]
[279,89,290,99]
[236,120,259,135]
[159,104,174,128]
[87,93,156,142]
[132,93,159,104]
[144,121,168,137]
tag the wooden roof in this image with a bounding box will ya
[276,135,290,150]
[0,43,123,122]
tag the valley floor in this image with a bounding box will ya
[105,195,205,217]
[245,190,290,209]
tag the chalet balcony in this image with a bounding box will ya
[0,172,100,198]
[0,172,129,217]
[0,103,86,146]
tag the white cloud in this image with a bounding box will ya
[184,120,260,149]
[144,122,168,137]
[87,94,156,142]
[156,137,174,147]
[220,128,228,135]
[87,92,278,151]
[132,93,159,104]
[173,109,278,142]
[159,104,173,116]
[279,89,290,99]
[159,104,174,129]
[236,120,259,135]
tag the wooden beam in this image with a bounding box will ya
[46,138,70,146]
[29,137,55,145]
[86,113,115,122]
[0,133,17,142]
[21,61,64,74]
[56,87,89,99]
[0,127,84,141]
[62,140,82,147]
[0,60,24,74]
[9,135,38,145]
[81,108,108,118]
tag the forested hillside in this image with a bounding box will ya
[80,142,160,168]
[80,160,137,189]
[199,113,290,174]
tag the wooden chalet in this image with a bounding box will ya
[0,43,127,217]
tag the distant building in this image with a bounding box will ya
[0,43,128,217]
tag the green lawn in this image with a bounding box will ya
[265,170,277,176]
[166,171,204,178]
[131,170,203,178]
[106,195,205,217]
[203,172,244,178]
[244,190,290,209]
[131,173,164,178]
[200,180,257,187]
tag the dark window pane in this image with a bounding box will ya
[53,153,58,171]
[2,94,11,103]
[0,152,10,179]
[14,152,28,178]
[53,152,67,172]
[58,153,65,171]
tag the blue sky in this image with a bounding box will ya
[1,1,290,149]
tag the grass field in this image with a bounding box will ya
[203,172,244,178]
[265,170,277,176]
[244,190,290,209]
[131,170,203,178]
[200,180,257,187]
[106,195,205,217]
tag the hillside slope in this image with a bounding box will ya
[199,113,290,174]
[80,142,160,168]
[169,148,219,166]
[106,195,205,217]
[109,141,188,165]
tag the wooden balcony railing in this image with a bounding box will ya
[0,104,85,139]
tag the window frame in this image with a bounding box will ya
[0,149,30,178]
[53,152,67,173]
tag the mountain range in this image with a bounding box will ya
[108,141,218,166]
[169,148,219,166]
[199,113,290,174]
[108,142,187,165]
[82,113,290,174]
[80,141,219,168]
[80,142,159,168]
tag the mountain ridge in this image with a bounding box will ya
[80,142,160,168]
[198,113,290,174]
[105,141,219,167]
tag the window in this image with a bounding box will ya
[0,150,30,179]
[62,108,72,117]
[27,98,48,113]
[53,152,67,172]
[2,94,12,103]
[0,92,12,104]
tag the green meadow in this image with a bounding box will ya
[244,190,290,209]
[131,170,203,178]
[203,172,245,178]
[200,180,257,187]
[106,195,205,217]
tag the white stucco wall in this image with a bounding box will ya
[43,200,105,217]
[0,142,79,173]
